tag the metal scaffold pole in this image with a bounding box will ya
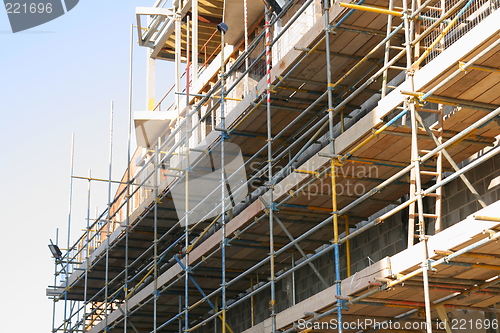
[244,0,249,94]
[344,215,351,277]
[51,228,59,333]
[218,17,228,333]
[154,141,159,333]
[175,8,182,113]
[64,133,75,332]
[124,21,134,333]
[402,0,433,329]
[184,14,191,333]
[83,169,91,332]
[324,1,343,330]
[265,5,277,333]
[406,11,416,249]
[381,0,395,97]
[104,101,114,332]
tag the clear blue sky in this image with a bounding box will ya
[0,1,172,331]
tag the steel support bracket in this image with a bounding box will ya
[408,96,425,107]
[331,157,343,167]
[423,258,437,272]
[483,229,496,238]
[270,202,280,212]
[326,24,336,34]
[459,61,467,72]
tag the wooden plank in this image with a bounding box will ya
[457,72,499,101]
[475,80,500,105]
[392,201,500,276]
[442,70,490,99]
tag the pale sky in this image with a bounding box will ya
[0,1,172,331]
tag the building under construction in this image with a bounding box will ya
[48,0,500,332]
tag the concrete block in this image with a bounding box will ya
[388,216,399,228]
[319,266,328,278]
[493,153,500,169]
[482,190,498,205]
[340,269,347,280]
[388,227,401,245]
[325,264,334,278]
[466,186,479,203]
[379,220,390,231]
[459,201,479,220]
[479,158,495,177]
[448,190,467,211]
[447,178,459,195]
[361,242,374,258]
[376,234,386,250]
[383,232,390,246]
[359,230,369,244]
[446,209,460,227]
[370,224,380,237]
[351,236,359,249]
[395,239,404,252]
[444,212,454,228]
[350,248,362,264]
[464,169,476,184]
[474,179,487,196]
[381,244,395,258]
[442,214,450,229]
[427,220,435,235]
[297,279,306,292]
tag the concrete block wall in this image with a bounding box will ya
[199,212,405,332]
[196,151,500,333]
[441,152,500,229]
[347,210,405,275]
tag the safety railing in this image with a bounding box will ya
[419,0,497,65]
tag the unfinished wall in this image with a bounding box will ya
[201,150,500,333]
[442,152,500,230]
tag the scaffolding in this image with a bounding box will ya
[48,0,500,332]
